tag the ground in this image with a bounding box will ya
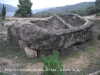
[0,15,100,75]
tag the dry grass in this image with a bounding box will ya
[0,17,100,75]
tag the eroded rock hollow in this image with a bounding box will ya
[7,13,93,57]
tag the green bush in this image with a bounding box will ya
[96,13,100,16]
[15,0,33,17]
[14,13,20,17]
[2,4,6,19]
[42,50,64,75]
[70,9,88,16]
[0,13,3,17]
[0,72,11,75]
[86,6,100,15]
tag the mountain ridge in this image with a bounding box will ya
[0,3,18,12]
[37,2,95,13]
[0,2,95,16]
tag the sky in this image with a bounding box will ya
[0,0,95,10]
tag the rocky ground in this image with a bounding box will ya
[0,15,100,75]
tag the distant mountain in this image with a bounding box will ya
[36,2,95,13]
[0,3,18,12]
[32,7,53,13]
[0,3,51,13]
[0,2,95,16]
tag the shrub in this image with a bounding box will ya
[96,13,100,16]
[0,13,3,17]
[15,0,33,17]
[86,6,100,15]
[42,50,64,75]
[1,4,6,19]
[14,13,20,17]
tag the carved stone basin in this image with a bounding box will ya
[7,13,93,54]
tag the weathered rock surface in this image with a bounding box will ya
[7,13,93,57]
[24,46,37,58]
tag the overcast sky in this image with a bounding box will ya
[0,0,95,10]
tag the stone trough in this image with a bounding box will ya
[7,13,93,58]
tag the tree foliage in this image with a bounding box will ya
[70,9,88,16]
[86,6,100,15]
[42,50,64,75]
[0,13,2,17]
[1,4,6,19]
[95,0,100,6]
[14,0,33,17]
[76,0,100,16]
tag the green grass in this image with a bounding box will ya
[65,47,80,59]
[0,20,100,75]
[64,58,100,75]
[0,33,6,36]
[0,41,40,64]
[0,72,11,75]
[0,41,20,57]
[15,63,26,71]
[63,39,96,59]
[83,46,95,58]
[0,26,7,31]
[84,47,95,52]
[69,20,100,75]
[96,13,100,17]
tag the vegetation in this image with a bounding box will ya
[14,0,33,17]
[0,13,2,17]
[95,0,100,6]
[0,72,11,75]
[1,4,6,19]
[0,19,100,75]
[33,0,100,17]
[34,12,54,17]
[42,50,64,75]
[70,0,100,16]
[86,6,100,15]
[70,9,88,16]
[96,12,100,16]
[33,2,94,17]
[0,41,39,63]
[84,0,100,15]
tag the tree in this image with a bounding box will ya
[95,0,100,6]
[14,0,33,17]
[42,50,64,75]
[0,13,2,17]
[86,6,100,15]
[1,4,6,19]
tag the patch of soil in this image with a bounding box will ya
[0,57,20,72]
[83,14,100,20]
[26,62,43,75]
[0,16,100,75]
[63,54,89,69]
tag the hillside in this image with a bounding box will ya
[32,7,53,13]
[0,3,18,12]
[0,2,95,13]
[0,2,95,16]
[36,2,95,14]
[0,3,52,13]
